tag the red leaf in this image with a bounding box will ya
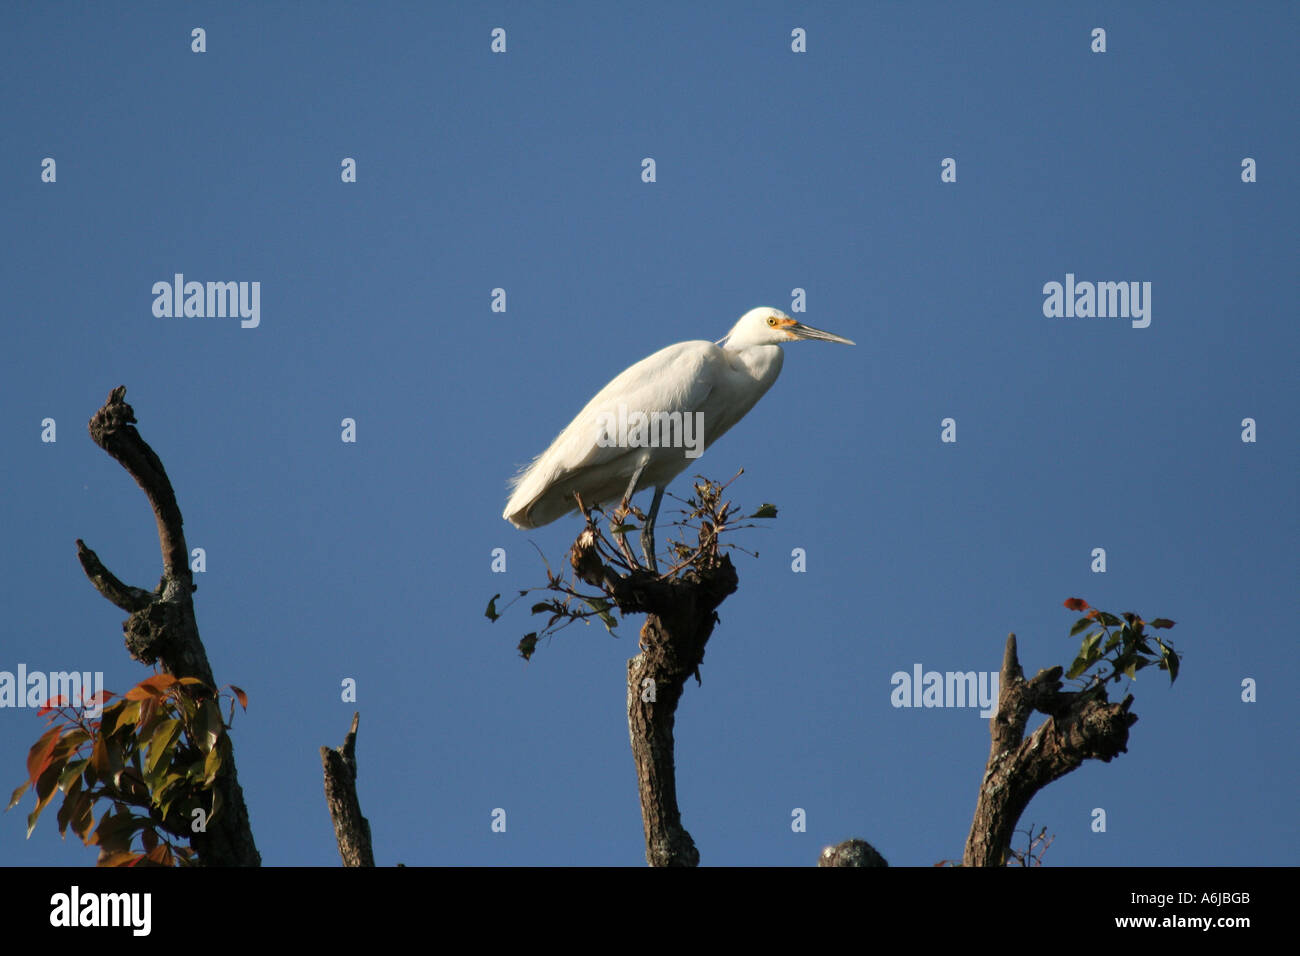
[228,685,248,710]
[1063,597,1089,612]
[26,725,63,785]
[84,690,115,708]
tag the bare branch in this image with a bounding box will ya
[86,385,191,580]
[75,539,153,612]
[963,633,1137,866]
[76,386,260,866]
[321,712,375,867]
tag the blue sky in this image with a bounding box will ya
[2,2,1295,866]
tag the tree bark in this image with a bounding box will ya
[78,386,260,866]
[321,712,375,867]
[572,529,737,866]
[818,838,888,867]
[963,634,1136,867]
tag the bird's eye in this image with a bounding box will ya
[767,316,777,326]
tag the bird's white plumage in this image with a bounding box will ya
[503,307,854,532]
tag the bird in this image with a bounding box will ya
[503,307,855,570]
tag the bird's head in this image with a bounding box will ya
[720,307,856,349]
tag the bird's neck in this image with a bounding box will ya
[730,344,784,385]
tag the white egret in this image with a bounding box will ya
[503,307,855,570]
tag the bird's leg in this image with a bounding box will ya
[612,459,648,569]
[641,486,664,573]
[620,459,647,512]
[612,516,639,570]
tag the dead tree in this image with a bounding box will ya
[962,634,1137,867]
[321,712,374,866]
[563,485,741,866]
[76,386,260,866]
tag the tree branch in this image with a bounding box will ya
[87,385,190,579]
[77,385,260,866]
[571,507,738,866]
[75,539,153,612]
[963,633,1137,867]
[321,712,375,867]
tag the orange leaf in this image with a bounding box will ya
[84,689,115,708]
[26,724,63,785]
[125,673,178,700]
[97,850,144,868]
[228,685,248,710]
[1063,597,1089,612]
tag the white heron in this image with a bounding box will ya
[503,307,855,570]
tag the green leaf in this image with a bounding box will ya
[199,698,224,754]
[57,757,89,792]
[156,780,184,821]
[518,633,539,661]
[1069,617,1093,637]
[144,718,183,777]
[203,742,223,786]
[56,773,83,837]
[89,734,125,788]
[51,728,91,763]
[7,780,30,811]
[1066,655,1089,680]
[1096,611,1123,628]
[582,597,618,634]
[112,699,142,732]
[1149,618,1176,629]
[92,808,149,854]
[485,594,501,622]
[750,503,778,518]
[1159,647,1180,684]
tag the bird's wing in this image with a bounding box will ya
[504,342,719,525]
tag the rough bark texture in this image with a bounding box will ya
[572,529,738,867]
[963,633,1137,867]
[78,386,261,866]
[819,838,888,867]
[321,712,375,867]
